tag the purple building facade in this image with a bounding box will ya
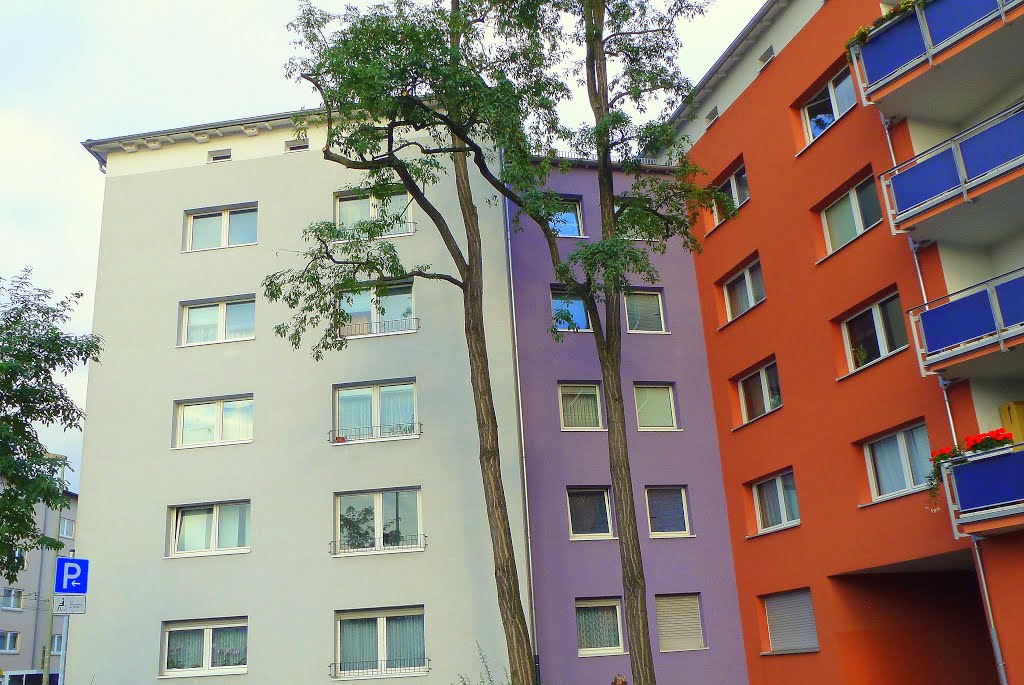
[506,164,749,685]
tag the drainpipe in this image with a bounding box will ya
[31,507,49,669]
[972,535,1010,685]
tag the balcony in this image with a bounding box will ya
[945,443,1024,535]
[330,658,429,680]
[339,317,419,338]
[850,0,1024,122]
[328,423,422,444]
[879,101,1024,243]
[908,267,1024,376]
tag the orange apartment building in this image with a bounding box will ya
[673,0,1024,683]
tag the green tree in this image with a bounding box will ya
[0,269,101,583]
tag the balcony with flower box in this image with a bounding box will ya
[938,431,1024,536]
[849,0,1024,122]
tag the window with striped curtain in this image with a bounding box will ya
[655,594,706,652]
[764,589,819,653]
[625,291,666,332]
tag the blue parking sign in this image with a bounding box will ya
[54,558,89,595]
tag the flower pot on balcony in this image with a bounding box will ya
[334,436,347,444]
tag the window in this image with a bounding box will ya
[705,107,719,127]
[724,260,765,320]
[176,397,253,447]
[335,383,417,442]
[186,207,256,251]
[713,166,750,225]
[646,487,691,537]
[181,299,256,345]
[758,45,775,69]
[866,424,932,498]
[558,384,602,429]
[822,178,883,253]
[753,471,800,532]
[764,589,819,654]
[0,631,18,653]
[843,294,908,370]
[171,502,251,556]
[576,599,624,656]
[802,67,856,141]
[625,291,666,332]
[163,619,248,675]
[739,362,782,422]
[335,607,426,677]
[336,191,412,238]
[655,594,705,652]
[634,385,677,430]
[552,292,590,331]
[59,517,75,539]
[342,285,416,337]
[207,149,232,163]
[1,588,23,610]
[567,488,612,539]
[51,633,63,655]
[335,489,422,553]
[552,200,584,237]
[286,139,309,152]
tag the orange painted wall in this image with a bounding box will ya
[978,532,1024,684]
[683,0,991,682]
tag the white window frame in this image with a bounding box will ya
[841,294,907,372]
[634,385,678,431]
[553,199,585,238]
[161,618,248,677]
[801,67,855,143]
[625,291,667,333]
[723,260,765,321]
[334,607,427,678]
[59,517,75,539]
[334,488,424,555]
[821,177,883,253]
[0,631,19,653]
[566,488,614,540]
[864,424,930,501]
[712,166,749,226]
[180,299,256,346]
[169,501,251,558]
[1,588,24,611]
[557,383,604,431]
[738,362,781,423]
[551,292,591,332]
[175,396,254,448]
[333,382,419,443]
[335,192,415,239]
[753,470,800,533]
[185,207,257,252]
[51,633,63,655]
[645,486,692,538]
[342,285,417,339]
[575,598,625,657]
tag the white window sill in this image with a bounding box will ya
[718,298,766,331]
[732,405,783,432]
[181,242,258,254]
[165,548,251,560]
[650,532,694,539]
[159,668,247,678]
[345,329,418,341]
[555,329,594,334]
[745,520,801,539]
[332,670,429,681]
[569,535,618,542]
[1,607,24,612]
[815,219,882,265]
[333,546,425,558]
[660,646,709,653]
[172,440,253,451]
[578,649,627,658]
[556,234,589,239]
[177,337,256,349]
[0,650,18,655]
[836,345,909,381]
[858,484,929,508]
[331,434,421,446]
[795,107,855,158]
[760,648,819,656]
[331,231,416,245]
[637,426,683,432]
[627,329,670,335]
[560,427,608,432]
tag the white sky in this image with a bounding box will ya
[0,0,765,491]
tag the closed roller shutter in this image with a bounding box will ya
[655,594,705,652]
[764,589,819,652]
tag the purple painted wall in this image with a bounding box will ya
[507,166,748,685]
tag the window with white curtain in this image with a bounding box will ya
[822,177,883,253]
[335,488,422,553]
[753,471,800,533]
[764,589,819,653]
[335,607,426,677]
[181,299,256,345]
[567,488,612,539]
[1,588,23,610]
[335,382,417,442]
[646,487,691,537]
[341,285,416,337]
[163,619,248,675]
[559,384,602,429]
[186,207,257,251]
[575,598,624,656]
[171,502,251,556]
[625,291,666,332]
[655,594,705,652]
[176,396,253,447]
[0,631,18,653]
[724,259,765,321]
[634,385,677,430]
[865,424,932,499]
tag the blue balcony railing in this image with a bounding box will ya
[946,444,1024,522]
[908,267,1024,369]
[879,101,1024,224]
[851,0,1021,94]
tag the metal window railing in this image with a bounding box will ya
[339,317,419,338]
[878,100,1024,226]
[334,221,417,242]
[329,658,430,679]
[328,423,422,444]
[906,265,1024,373]
[329,534,427,555]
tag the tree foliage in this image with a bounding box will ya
[0,269,101,583]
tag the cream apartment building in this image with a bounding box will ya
[67,113,530,684]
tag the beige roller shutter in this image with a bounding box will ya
[655,594,705,652]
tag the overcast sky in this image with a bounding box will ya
[0,0,765,491]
